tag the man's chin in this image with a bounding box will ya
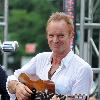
[52,50,62,54]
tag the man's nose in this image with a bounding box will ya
[53,36,59,42]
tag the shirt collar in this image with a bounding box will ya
[61,50,74,68]
[47,52,53,64]
[47,50,74,67]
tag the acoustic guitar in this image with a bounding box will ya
[18,73,88,100]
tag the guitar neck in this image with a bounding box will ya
[31,90,88,100]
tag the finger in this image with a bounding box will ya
[20,87,32,97]
[16,91,30,100]
[16,84,31,99]
[24,85,33,94]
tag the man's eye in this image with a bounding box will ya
[59,35,64,38]
[49,35,53,38]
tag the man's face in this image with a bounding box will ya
[47,20,73,54]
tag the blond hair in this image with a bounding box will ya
[46,12,74,35]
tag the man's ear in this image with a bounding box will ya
[70,36,74,49]
[69,32,74,38]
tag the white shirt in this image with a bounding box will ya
[6,50,93,100]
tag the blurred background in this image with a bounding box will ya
[0,0,64,72]
[0,0,100,99]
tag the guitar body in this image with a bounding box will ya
[18,73,88,100]
[18,73,56,100]
[18,73,55,93]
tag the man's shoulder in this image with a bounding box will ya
[73,54,91,67]
[72,54,92,76]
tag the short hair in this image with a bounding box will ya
[46,12,74,35]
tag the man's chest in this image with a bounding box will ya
[36,64,76,95]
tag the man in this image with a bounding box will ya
[6,12,93,100]
[0,65,10,100]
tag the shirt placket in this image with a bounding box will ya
[51,65,63,80]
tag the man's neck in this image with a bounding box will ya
[52,50,70,65]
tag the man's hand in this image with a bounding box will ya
[15,82,33,100]
[8,80,33,100]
